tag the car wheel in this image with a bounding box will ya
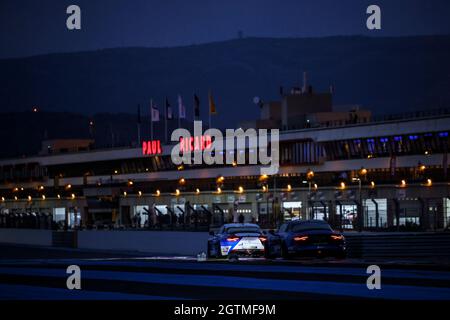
[264,251,277,260]
[264,244,276,259]
[335,251,346,260]
[207,242,215,258]
[215,243,223,259]
[281,242,291,260]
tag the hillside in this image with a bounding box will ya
[1,35,450,129]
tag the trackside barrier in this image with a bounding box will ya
[345,232,450,259]
[2,229,450,259]
[77,230,209,256]
[0,229,52,246]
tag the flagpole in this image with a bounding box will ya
[208,91,212,129]
[164,98,168,143]
[178,95,181,129]
[137,123,141,145]
[150,99,154,141]
[209,107,211,129]
[193,94,195,122]
[137,104,141,146]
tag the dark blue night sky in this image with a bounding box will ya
[1,0,450,58]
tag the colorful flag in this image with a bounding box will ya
[165,97,173,120]
[151,102,160,122]
[209,91,216,114]
[194,94,200,118]
[178,95,186,119]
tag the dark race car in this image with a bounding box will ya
[207,223,267,258]
[265,219,346,259]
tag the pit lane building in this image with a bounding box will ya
[1,85,449,232]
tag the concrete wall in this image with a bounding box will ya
[0,229,52,246]
[77,230,209,255]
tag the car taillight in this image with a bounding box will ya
[331,234,344,240]
[259,236,267,242]
[293,236,309,241]
[226,236,240,242]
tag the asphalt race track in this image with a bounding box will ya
[1,244,450,300]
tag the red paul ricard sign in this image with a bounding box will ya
[180,135,212,153]
[142,135,212,156]
[142,140,162,155]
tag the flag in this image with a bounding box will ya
[151,102,160,122]
[178,95,186,119]
[209,91,216,114]
[137,104,141,124]
[194,94,200,118]
[165,97,173,120]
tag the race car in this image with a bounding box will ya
[265,219,346,259]
[207,223,267,258]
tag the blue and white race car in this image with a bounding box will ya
[207,223,267,258]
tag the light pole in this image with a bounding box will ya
[306,169,314,220]
[357,167,367,231]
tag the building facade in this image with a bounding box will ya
[0,111,449,232]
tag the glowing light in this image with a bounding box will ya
[57,194,61,199]
[128,180,134,186]
[71,193,76,199]
[306,169,314,180]
[359,167,367,176]
[259,174,269,181]
[216,187,222,194]
[27,195,32,201]
[371,181,375,188]
[123,191,127,197]
[14,196,18,201]
[179,178,186,185]
[217,176,225,183]
[155,190,161,196]
[41,195,46,200]
[1,197,5,202]
[287,184,292,192]
[114,170,118,174]
[65,184,72,190]
[177,165,184,171]
[237,186,244,193]
[419,164,426,171]
[142,140,162,155]
[38,185,44,190]
[262,185,267,192]
[314,183,318,190]
[340,182,346,189]
[232,161,237,167]
[401,180,406,187]
[179,135,212,153]
[426,179,432,186]
[138,191,142,196]
[13,187,19,192]
[175,189,180,196]
[195,188,200,194]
